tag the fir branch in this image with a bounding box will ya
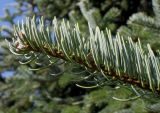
[77,0,97,29]
[152,0,160,23]
[128,12,160,30]
[8,17,160,93]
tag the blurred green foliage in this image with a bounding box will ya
[0,0,160,113]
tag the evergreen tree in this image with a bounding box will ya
[1,0,160,113]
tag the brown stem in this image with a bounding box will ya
[25,45,160,93]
